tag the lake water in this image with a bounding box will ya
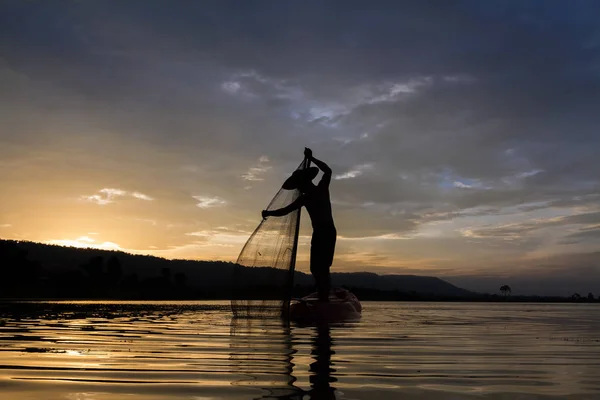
[1,301,599,400]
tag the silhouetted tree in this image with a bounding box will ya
[106,255,123,286]
[500,285,511,297]
[572,293,581,301]
[174,272,187,287]
[587,292,594,301]
[121,273,139,288]
[0,240,42,289]
[161,267,171,286]
[80,256,104,281]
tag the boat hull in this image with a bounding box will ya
[289,288,362,323]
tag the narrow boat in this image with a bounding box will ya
[290,287,362,323]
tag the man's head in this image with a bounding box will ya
[282,167,319,192]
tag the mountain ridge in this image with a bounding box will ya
[1,239,473,298]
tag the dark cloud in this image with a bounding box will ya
[562,226,600,243]
[462,211,600,242]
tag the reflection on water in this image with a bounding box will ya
[229,318,339,399]
[309,325,336,399]
[1,301,600,400]
[230,318,301,399]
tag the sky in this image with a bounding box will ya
[1,1,599,296]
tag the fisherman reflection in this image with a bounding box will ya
[229,319,339,399]
[308,324,337,399]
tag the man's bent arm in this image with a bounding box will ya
[310,156,331,175]
[265,196,305,217]
[311,156,332,187]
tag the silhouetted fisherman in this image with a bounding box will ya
[262,148,336,302]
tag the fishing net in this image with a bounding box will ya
[229,318,301,398]
[231,158,309,318]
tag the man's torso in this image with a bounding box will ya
[304,186,335,232]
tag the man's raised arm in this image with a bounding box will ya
[304,147,332,187]
[310,156,331,175]
[307,149,332,187]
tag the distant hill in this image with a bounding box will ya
[0,239,474,299]
[331,272,472,296]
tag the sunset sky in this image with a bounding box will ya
[1,1,599,295]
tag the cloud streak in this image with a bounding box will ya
[47,236,121,251]
[193,196,227,209]
[335,164,374,180]
[81,188,154,205]
[241,156,271,181]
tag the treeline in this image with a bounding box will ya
[0,240,224,299]
[1,239,599,302]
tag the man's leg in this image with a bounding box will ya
[310,252,330,302]
[321,266,331,301]
[313,265,331,302]
[311,231,335,302]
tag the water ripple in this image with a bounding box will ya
[1,301,599,399]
